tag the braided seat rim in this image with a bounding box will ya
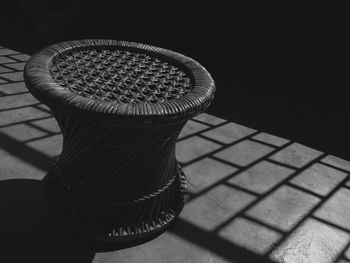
[24,39,215,124]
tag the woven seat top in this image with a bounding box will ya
[50,48,193,104]
[24,40,215,123]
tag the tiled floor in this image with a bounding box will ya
[2,47,350,263]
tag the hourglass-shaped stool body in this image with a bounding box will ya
[24,39,215,242]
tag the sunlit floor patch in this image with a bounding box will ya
[270,218,350,263]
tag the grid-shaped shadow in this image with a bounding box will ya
[174,115,350,263]
[2,46,350,263]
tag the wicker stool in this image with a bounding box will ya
[24,40,215,243]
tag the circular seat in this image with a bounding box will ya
[24,39,215,243]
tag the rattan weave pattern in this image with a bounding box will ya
[24,39,215,244]
[50,48,193,104]
[24,40,215,124]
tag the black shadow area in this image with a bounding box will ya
[0,178,172,263]
[0,179,95,263]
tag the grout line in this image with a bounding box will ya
[263,156,350,255]
[179,131,262,168]
[318,160,350,174]
[240,214,286,234]
[248,137,286,148]
[0,115,53,129]
[311,215,350,234]
[211,153,328,235]
[177,120,230,142]
[186,140,294,202]
[222,181,260,197]
[0,103,42,112]
[25,121,58,136]
[285,182,325,200]
[209,155,242,169]
[0,91,30,97]
[23,133,62,143]
[266,158,299,170]
[196,133,227,146]
[190,117,221,127]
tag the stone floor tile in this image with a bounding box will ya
[0,57,16,64]
[0,78,7,84]
[0,148,45,180]
[0,93,38,110]
[229,161,294,194]
[214,140,274,166]
[0,49,18,56]
[345,246,350,260]
[192,112,226,125]
[30,117,61,134]
[10,54,30,61]
[0,123,47,141]
[0,65,13,73]
[270,218,350,263]
[202,122,256,144]
[0,71,24,82]
[93,232,229,263]
[0,107,51,126]
[180,185,256,230]
[26,134,62,158]
[176,136,222,163]
[246,185,321,231]
[269,143,323,168]
[4,62,26,71]
[314,188,350,230]
[0,82,28,94]
[252,132,289,146]
[345,180,350,189]
[183,157,237,193]
[35,103,51,113]
[178,120,209,139]
[321,155,350,172]
[219,217,282,255]
[290,163,347,196]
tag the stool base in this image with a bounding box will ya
[43,164,187,244]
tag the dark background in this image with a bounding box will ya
[1,1,348,159]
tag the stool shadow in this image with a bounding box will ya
[0,179,169,263]
[0,179,95,263]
